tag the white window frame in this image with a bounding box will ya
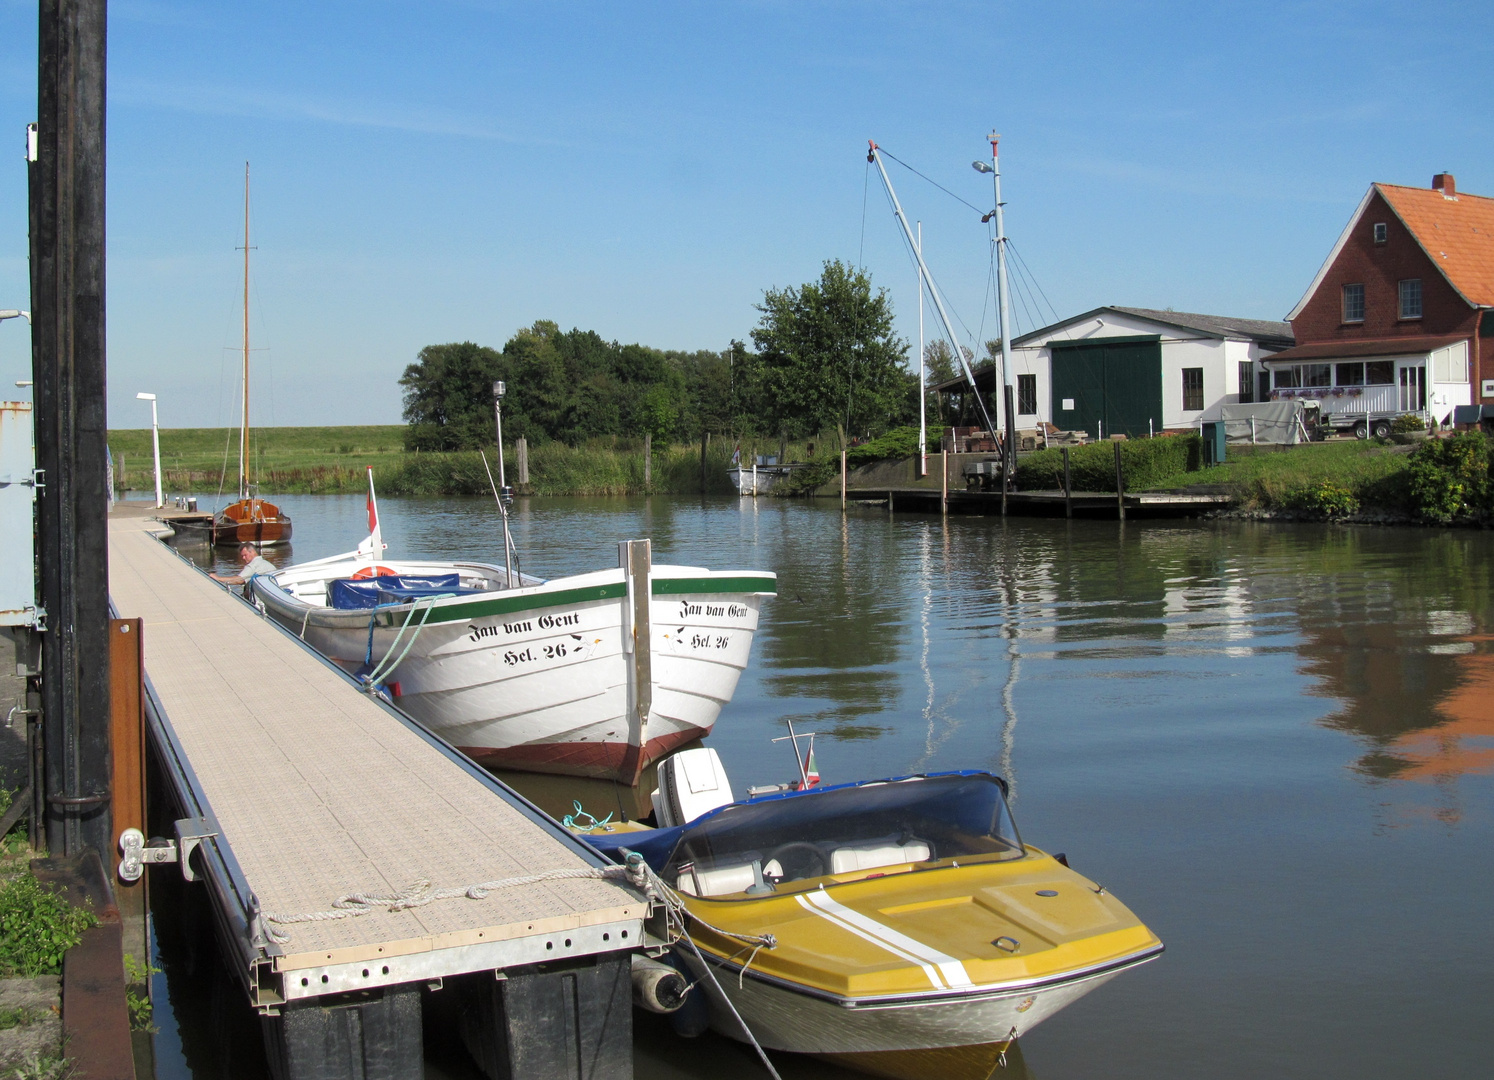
[1398,278,1422,320]
[1342,283,1365,323]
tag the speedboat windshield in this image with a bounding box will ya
[662,773,1022,899]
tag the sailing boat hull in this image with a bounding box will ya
[211,498,292,547]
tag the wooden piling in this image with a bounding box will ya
[516,437,529,485]
[699,429,708,492]
[643,432,652,491]
[841,450,847,509]
[1114,440,1126,522]
[1063,447,1072,519]
[941,449,948,515]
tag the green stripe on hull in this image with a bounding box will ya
[407,575,776,627]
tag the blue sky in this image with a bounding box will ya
[0,1,1490,426]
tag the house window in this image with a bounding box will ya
[1237,361,1254,402]
[1016,373,1037,415]
[1304,364,1332,387]
[1342,283,1365,323]
[1182,368,1204,412]
[1398,278,1422,319]
[1274,366,1301,389]
[1334,362,1365,386]
[1366,360,1395,385]
[1373,222,1387,244]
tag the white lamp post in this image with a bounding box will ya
[136,392,163,508]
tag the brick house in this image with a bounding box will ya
[1264,173,1494,432]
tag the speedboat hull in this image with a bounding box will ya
[252,559,774,783]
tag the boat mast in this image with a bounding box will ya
[986,133,1017,488]
[240,162,250,501]
[917,220,926,477]
[868,141,998,440]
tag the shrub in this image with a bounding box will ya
[0,873,97,977]
[1013,434,1201,493]
[1406,431,1492,523]
[1392,413,1426,433]
[1286,480,1360,519]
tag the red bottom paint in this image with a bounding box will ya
[459,727,704,785]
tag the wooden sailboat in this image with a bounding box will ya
[212,162,291,547]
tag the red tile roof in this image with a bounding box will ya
[1378,182,1494,307]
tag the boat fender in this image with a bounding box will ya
[632,954,687,1015]
[662,951,710,1037]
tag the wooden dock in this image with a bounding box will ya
[108,512,645,1077]
[845,487,1231,518]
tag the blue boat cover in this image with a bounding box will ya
[329,573,465,610]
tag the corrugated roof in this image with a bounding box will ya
[1107,307,1294,344]
[1377,183,1494,307]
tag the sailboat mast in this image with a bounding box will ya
[240,162,250,500]
[988,133,1017,487]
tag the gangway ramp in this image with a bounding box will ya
[108,514,645,1076]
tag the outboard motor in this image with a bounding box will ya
[651,747,735,827]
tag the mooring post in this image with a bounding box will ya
[516,436,529,486]
[33,0,113,859]
[941,448,948,515]
[618,540,652,785]
[841,449,847,510]
[643,432,652,492]
[1063,446,1072,519]
[699,429,708,493]
[1114,440,1126,522]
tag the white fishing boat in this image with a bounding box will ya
[250,469,775,783]
[728,455,806,496]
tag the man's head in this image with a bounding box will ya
[239,543,258,565]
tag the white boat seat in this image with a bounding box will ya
[674,862,758,898]
[830,839,931,874]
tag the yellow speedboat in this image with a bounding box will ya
[585,752,1163,1080]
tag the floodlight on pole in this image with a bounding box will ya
[136,391,163,508]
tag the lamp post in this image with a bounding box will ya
[974,133,1017,494]
[135,392,163,507]
[0,312,30,395]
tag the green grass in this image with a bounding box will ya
[106,426,829,497]
[1145,440,1417,514]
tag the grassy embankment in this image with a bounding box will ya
[105,426,821,497]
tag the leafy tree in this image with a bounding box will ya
[398,341,505,451]
[752,260,910,447]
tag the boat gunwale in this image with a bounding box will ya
[686,938,1165,1010]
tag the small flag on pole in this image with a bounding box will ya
[802,737,820,788]
[731,441,741,466]
[357,466,386,561]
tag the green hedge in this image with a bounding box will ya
[1406,432,1492,523]
[1014,434,1200,493]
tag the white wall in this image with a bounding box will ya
[1008,311,1278,433]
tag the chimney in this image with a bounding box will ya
[1433,173,1456,197]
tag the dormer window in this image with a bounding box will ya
[1373,222,1387,244]
[1398,278,1422,320]
[1343,283,1365,323]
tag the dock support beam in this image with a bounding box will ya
[262,983,423,1080]
[32,0,113,858]
[460,957,632,1080]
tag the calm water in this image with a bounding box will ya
[148,494,1493,1079]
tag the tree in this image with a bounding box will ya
[752,260,910,447]
[399,342,505,451]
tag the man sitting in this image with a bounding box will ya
[211,543,276,585]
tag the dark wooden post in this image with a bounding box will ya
[699,430,708,493]
[1114,440,1126,522]
[643,432,652,492]
[33,0,112,858]
[941,448,948,515]
[1062,446,1072,519]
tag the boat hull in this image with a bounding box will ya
[212,498,292,546]
[254,563,773,783]
[678,947,1156,1080]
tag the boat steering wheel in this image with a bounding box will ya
[765,841,828,882]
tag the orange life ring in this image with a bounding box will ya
[352,565,399,579]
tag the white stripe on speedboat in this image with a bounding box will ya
[796,890,973,990]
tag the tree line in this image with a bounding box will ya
[399,260,949,451]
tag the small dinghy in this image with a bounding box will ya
[579,745,1163,1080]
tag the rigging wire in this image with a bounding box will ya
[858,160,870,269]
[876,176,982,362]
[1007,240,1063,328]
[876,145,986,217]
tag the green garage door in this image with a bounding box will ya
[1051,336,1163,438]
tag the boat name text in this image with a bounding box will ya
[468,610,581,642]
[678,602,747,619]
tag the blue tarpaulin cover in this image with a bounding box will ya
[329,573,465,609]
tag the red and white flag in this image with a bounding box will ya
[356,466,387,561]
[801,738,820,788]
